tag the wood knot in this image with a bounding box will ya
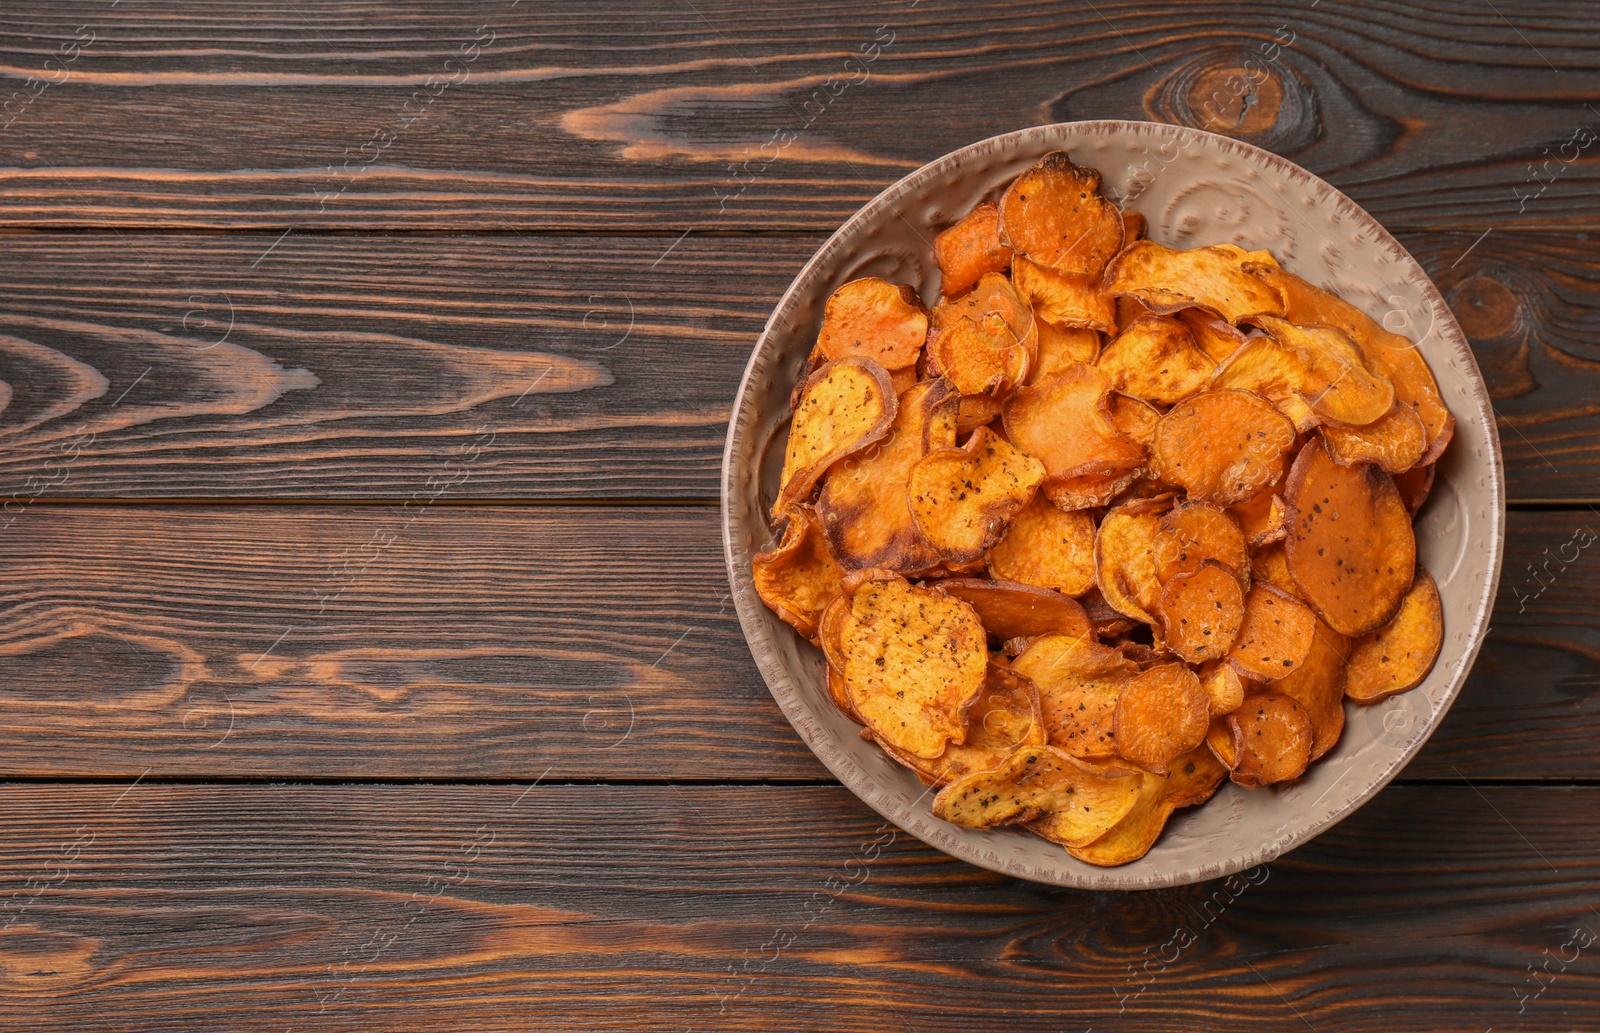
[1146,44,1317,152]
[1447,275,1521,340]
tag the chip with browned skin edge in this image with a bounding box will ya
[998,151,1124,278]
[1322,403,1427,473]
[934,744,1142,834]
[751,506,843,641]
[1012,632,1139,758]
[1157,560,1246,663]
[1346,566,1443,704]
[878,660,1046,785]
[1103,241,1286,324]
[775,356,898,518]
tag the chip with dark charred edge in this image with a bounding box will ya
[1012,632,1140,758]
[1392,462,1436,516]
[1322,402,1427,473]
[1153,501,1251,588]
[1095,497,1171,625]
[1107,394,1161,449]
[1102,241,1287,324]
[1250,316,1396,428]
[1113,662,1210,774]
[928,312,1031,396]
[1003,364,1145,483]
[987,494,1098,597]
[751,506,844,641]
[1247,264,1453,464]
[840,575,988,759]
[1156,560,1246,664]
[818,593,852,671]
[1199,659,1247,716]
[1178,309,1248,364]
[1067,746,1227,866]
[998,151,1124,278]
[1205,716,1239,769]
[775,356,899,518]
[935,201,1014,298]
[877,660,1046,786]
[1151,389,1297,505]
[934,578,1092,643]
[934,744,1142,834]
[1228,693,1313,788]
[1026,755,1150,849]
[909,427,1046,565]
[1226,582,1317,681]
[1251,541,1298,596]
[1283,437,1416,636]
[1346,566,1443,704]
[1081,586,1138,638]
[1097,314,1217,406]
[1012,257,1118,332]
[818,378,958,572]
[1043,466,1144,512]
[1272,615,1349,761]
[1229,490,1290,548]
[816,277,928,371]
[1031,320,1102,382]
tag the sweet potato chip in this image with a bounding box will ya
[1199,659,1246,716]
[1284,437,1416,636]
[1082,586,1138,638]
[818,378,958,572]
[935,744,1141,833]
[1152,389,1297,505]
[1043,467,1144,511]
[1251,541,1298,596]
[1250,316,1395,428]
[934,579,1091,643]
[1272,616,1348,760]
[935,201,1014,298]
[1207,335,1318,432]
[1157,561,1246,663]
[817,277,928,371]
[1393,462,1435,516]
[1179,310,1248,364]
[1012,257,1117,332]
[825,663,861,723]
[879,660,1046,785]
[1031,320,1101,381]
[751,507,844,640]
[1107,394,1161,449]
[1205,716,1239,769]
[775,356,898,518]
[1097,314,1216,406]
[909,427,1046,565]
[1153,502,1250,586]
[1025,757,1149,849]
[1322,402,1427,473]
[1227,583,1317,681]
[1095,498,1170,624]
[987,495,1097,596]
[840,576,988,759]
[1346,566,1442,704]
[1122,209,1147,242]
[1003,364,1145,483]
[1113,662,1210,774]
[1229,491,1290,547]
[931,272,1036,346]
[1228,693,1313,788]
[928,312,1030,396]
[1068,746,1227,866]
[998,151,1124,278]
[1103,241,1286,324]
[955,392,1003,433]
[1012,633,1139,758]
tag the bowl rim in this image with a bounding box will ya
[721,119,1505,890]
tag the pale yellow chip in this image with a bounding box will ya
[1103,241,1287,324]
[776,356,898,518]
[1012,632,1139,758]
[877,660,1046,786]
[934,744,1140,833]
[1097,314,1216,406]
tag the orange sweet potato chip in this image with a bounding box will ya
[1043,467,1144,511]
[1068,746,1227,866]
[1179,310,1248,364]
[987,494,1097,596]
[1322,402,1427,473]
[1025,755,1150,849]
[776,356,898,517]
[928,312,1031,396]
[1251,541,1298,596]
[1031,320,1102,381]
[839,575,988,759]
[1393,462,1435,516]
[1095,497,1171,624]
[998,151,1124,278]
[817,277,928,371]
[1206,716,1239,769]
[1121,209,1147,242]
[1012,632,1140,758]
[818,378,958,572]
[935,201,1014,298]
[1113,662,1210,774]
[1103,241,1286,324]
[1199,659,1247,716]
[1151,389,1297,505]
[1272,616,1349,760]
[931,271,1036,345]
[954,392,1003,433]
[825,662,861,724]
[1157,561,1246,664]
[878,660,1046,785]
[1097,314,1216,406]
[1107,394,1161,449]
[1153,501,1250,586]
[1250,316,1395,428]
[1228,693,1313,788]
[1229,490,1290,547]
[934,578,1091,643]
[909,427,1046,565]
[1012,256,1117,332]
[1345,566,1443,704]
[934,744,1141,833]
[751,506,844,640]
[1003,364,1145,483]
[1284,437,1416,636]
[1227,583,1317,681]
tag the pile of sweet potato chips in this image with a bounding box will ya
[753,152,1451,866]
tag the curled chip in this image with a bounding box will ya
[1249,316,1395,428]
[880,661,1045,785]
[1273,616,1349,760]
[1103,241,1286,324]
[751,506,844,640]
[1095,497,1170,624]
[1346,566,1443,704]
[1393,462,1435,516]
[1113,662,1210,774]
[935,578,1091,643]
[932,271,1036,344]
[1179,310,1248,364]
[998,151,1124,278]
[775,356,898,518]
[1322,403,1427,473]
[840,575,988,759]
[935,201,1014,298]
[1228,693,1313,788]
[1122,209,1147,242]
[955,393,1003,434]
[1068,746,1227,866]
[1227,583,1317,681]
[1012,257,1117,332]
[1199,659,1246,716]
[825,663,860,724]
[1284,437,1416,636]
[1026,756,1148,849]
[929,312,1031,396]
[1082,586,1138,639]
[817,277,928,371]
[987,495,1098,596]
[1032,321,1102,381]
[1157,561,1246,663]
[819,378,958,572]
[1251,541,1298,596]
[1013,633,1139,758]
[1206,716,1239,769]
[1003,364,1145,483]
[1153,502,1250,587]
[909,427,1046,565]
[935,744,1141,835]
[1152,390,1297,505]
[1044,467,1144,512]
[1097,315,1217,406]
[1229,491,1290,547]
[1107,394,1161,449]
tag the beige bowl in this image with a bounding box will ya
[721,121,1504,890]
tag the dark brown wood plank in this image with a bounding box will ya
[0,503,1590,780]
[0,229,1597,502]
[0,1,1595,230]
[0,782,1594,1031]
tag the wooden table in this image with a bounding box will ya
[0,2,1596,1029]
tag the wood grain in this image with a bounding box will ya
[0,782,1594,1031]
[0,1,1594,230]
[0,231,1596,502]
[0,504,1588,780]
